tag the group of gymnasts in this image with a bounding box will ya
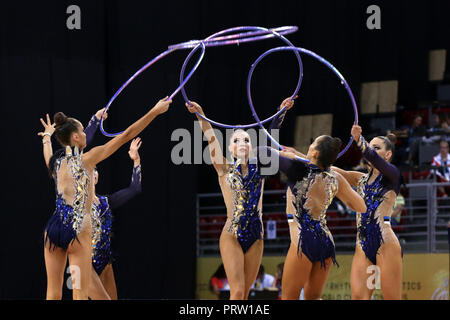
[38,94,402,300]
[187,97,402,300]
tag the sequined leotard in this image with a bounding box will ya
[260,148,340,267]
[45,115,99,250]
[73,115,143,274]
[356,137,401,265]
[218,109,287,253]
[91,165,142,275]
[220,158,264,253]
[289,164,339,267]
[45,146,93,250]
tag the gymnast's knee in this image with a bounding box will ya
[230,286,245,300]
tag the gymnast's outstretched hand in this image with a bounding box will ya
[128,137,142,161]
[128,137,142,166]
[281,145,299,155]
[153,96,172,115]
[351,125,362,143]
[280,95,297,111]
[280,145,307,160]
[185,101,204,116]
[94,108,108,121]
[38,113,55,137]
[279,150,298,160]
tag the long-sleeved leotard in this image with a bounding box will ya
[91,165,142,275]
[219,108,287,253]
[356,137,401,265]
[84,115,100,146]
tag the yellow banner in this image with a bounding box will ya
[196,254,449,300]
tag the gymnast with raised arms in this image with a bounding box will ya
[38,97,171,300]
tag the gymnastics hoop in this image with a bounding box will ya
[100,42,206,137]
[247,46,359,163]
[179,26,304,129]
[168,26,298,50]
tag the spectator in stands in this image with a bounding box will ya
[404,115,427,165]
[439,113,450,132]
[406,114,427,137]
[392,114,427,165]
[210,264,229,299]
[391,193,405,226]
[425,113,450,143]
[431,140,450,197]
[432,114,449,131]
[252,265,275,291]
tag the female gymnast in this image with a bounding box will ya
[39,112,143,300]
[185,97,295,300]
[331,125,402,300]
[90,137,142,299]
[38,96,171,300]
[263,139,366,300]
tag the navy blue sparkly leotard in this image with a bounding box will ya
[258,147,340,267]
[45,146,91,250]
[92,165,142,275]
[225,158,263,253]
[220,108,287,253]
[83,115,142,274]
[45,115,99,250]
[45,116,142,275]
[290,165,339,268]
[355,137,401,265]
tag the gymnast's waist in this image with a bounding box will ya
[359,215,392,226]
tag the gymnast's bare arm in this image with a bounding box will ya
[185,101,228,176]
[334,171,366,213]
[331,165,363,187]
[280,145,307,159]
[83,97,171,169]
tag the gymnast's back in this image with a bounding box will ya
[45,146,95,249]
[259,145,366,219]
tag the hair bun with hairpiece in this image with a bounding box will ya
[386,133,397,144]
[333,137,342,149]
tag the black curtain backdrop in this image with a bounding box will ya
[1,0,449,299]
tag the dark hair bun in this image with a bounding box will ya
[315,135,342,168]
[54,112,68,127]
[333,137,342,149]
[386,133,397,144]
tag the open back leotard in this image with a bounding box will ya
[77,115,143,274]
[260,148,340,267]
[45,146,93,250]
